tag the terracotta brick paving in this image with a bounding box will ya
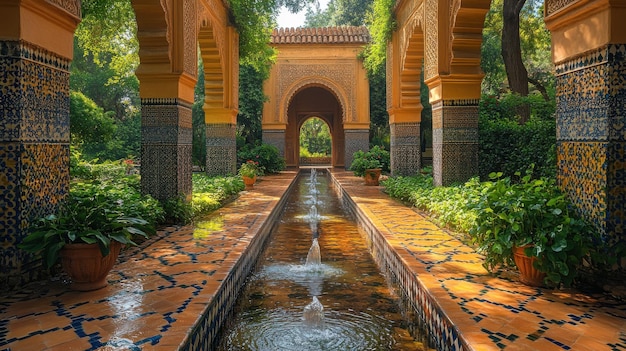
[330,169,626,351]
[1,169,625,350]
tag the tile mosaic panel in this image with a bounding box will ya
[0,41,70,143]
[555,44,626,244]
[205,123,236,176]
[262,129,286,157]
[344,129,369,170]
[558,141,608,235]
[432,103,479,186]
[141,99,193,201]
[390,122,421,176]
[0,40,71,287]
[607,141,625,244]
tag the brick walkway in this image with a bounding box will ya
[1,169,625,350]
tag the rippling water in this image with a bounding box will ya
[216,170,429,351]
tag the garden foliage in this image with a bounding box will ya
[479,94,556,180]
[237,142,286,175]
[382,168,605,287]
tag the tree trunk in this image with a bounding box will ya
[502,0,529,124]
[528,76,550,102]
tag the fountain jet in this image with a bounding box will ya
[303,296,324,328]
[305,238,321,266]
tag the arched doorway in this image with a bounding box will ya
[287,86,342,167]
[299,116,333,166]
[262,26,371,169]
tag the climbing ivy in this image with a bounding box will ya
[361,0,395,74]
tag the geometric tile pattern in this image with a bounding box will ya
[140,98,193,201]
[390,122,421,176]
[205,123,236,176]
[331,170,626,351]
[1,171,625,351]
[262,129,286,157]
[0,40,71,288]
[432,101,479,186]
[344,129,369,170]
[0,172,298,350]
[555,44,626,245]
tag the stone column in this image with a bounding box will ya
[344,129,370,170]
[389,107,422,176]
[206,123,236,176]
[545,0,626,245]
[426,74,482,187]
[0,1,80,286]
[140,98,193,201]
[430,100,479,186]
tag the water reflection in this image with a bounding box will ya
[216,169,428,351]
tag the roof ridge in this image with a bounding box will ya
[270,25,370,45]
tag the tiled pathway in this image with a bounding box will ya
[331,170,626,351]
[1,169,625,350]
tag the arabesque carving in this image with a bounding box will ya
[545,0,578,16]
[45,0,80,18]
[278,64,355,122]
[281,77,350,124]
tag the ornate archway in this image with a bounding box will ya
[262,26,371,169]
[0,0,237,287]
[390,0,489,184]
[390,0,625,250]
[132,0,239,199]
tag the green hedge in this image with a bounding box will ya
[478,95,556,180]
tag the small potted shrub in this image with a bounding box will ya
[238,160,260,189]
[469,168,596,287]
[19,183,152,291]
[350,145,390,186]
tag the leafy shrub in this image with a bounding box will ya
[350,145,391,177]
[192,174,244,216]
[468,169,597,287]
[382,167,603,287]
[237,143,286,175]
[382,174,478,233]
[479,111,556,180]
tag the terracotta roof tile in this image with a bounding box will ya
[271,26,370,44]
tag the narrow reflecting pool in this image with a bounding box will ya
[216,169,431,351]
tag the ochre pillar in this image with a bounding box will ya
[387,31,424,176]
[202,26,238,176]
[137,73,196,201]
[545,0,626,245]
[426,75,482,186]
[0,0,80,286]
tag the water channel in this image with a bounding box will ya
[215,169,435,350]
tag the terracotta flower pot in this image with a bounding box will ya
[513,245,546,287]
[363,168,381,186]
[242,175,256,189]
[60,241,122,291]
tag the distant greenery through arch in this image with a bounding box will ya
[299,117,331,158]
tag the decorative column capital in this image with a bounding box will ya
[424,74,483,105]
[203,107,238,125]
[135,72,197,104]
[545,0,626,63]
[388,107,423,124]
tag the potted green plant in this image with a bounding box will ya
[469,169,595,287]
[238,160,260,189]
[19,183,151,291]
[350,146,390,186]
